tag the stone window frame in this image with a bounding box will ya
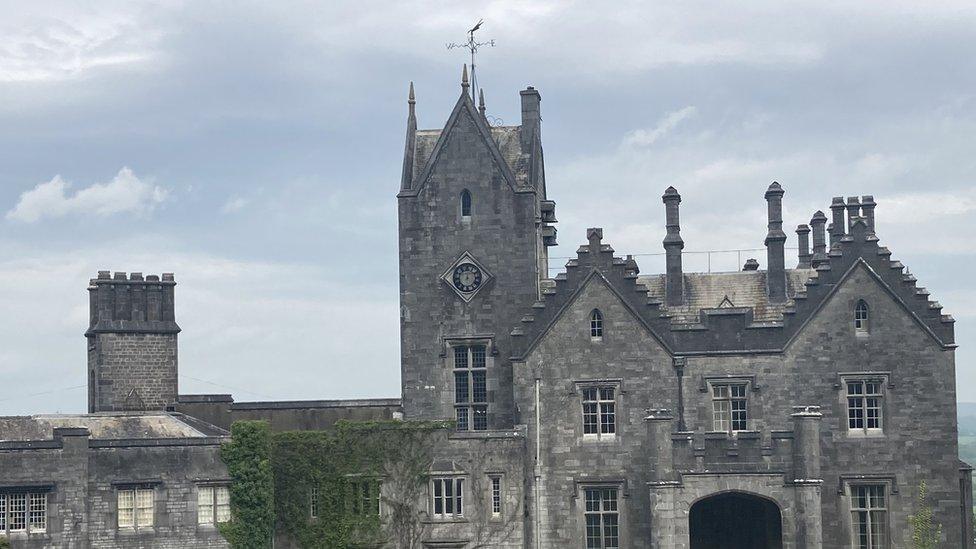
[344,474,382,518]
[589,309,604,341]
[0,487,51,537]
[837,372,891,438]
[838,475,896,549]
[486,472,504,520]
[574,379,622,442]
[447,337,494,432]
[575,481,626,549]
[854,299,870,336]
[309,485,319,519]
[460,189,473,220]
[429,476,466,521]
[196,483,231,526]
[114,482,158,531]
[699,375,758,435]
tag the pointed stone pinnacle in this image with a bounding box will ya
[462,64,469,89]
[478,88,486,115]
[408,81,415,104]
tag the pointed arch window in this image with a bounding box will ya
[854,300,869,334]
[590,309,604,339]
[460,190,472,218]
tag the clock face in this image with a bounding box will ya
[452,263,483,293]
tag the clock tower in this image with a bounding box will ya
[396,71,557,429]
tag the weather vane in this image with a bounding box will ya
[447,19,495,100]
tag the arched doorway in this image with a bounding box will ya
[689,492,783,549]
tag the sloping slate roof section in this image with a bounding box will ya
[511,219,954,358]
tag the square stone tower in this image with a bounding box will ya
[397,71,557,430]
[86,271,180,412]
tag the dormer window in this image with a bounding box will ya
[590,309,604,340]
[460,190,472,218]
[854,300,869,335]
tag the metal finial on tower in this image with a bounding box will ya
[478,88,486,116]
[447,19,495,100]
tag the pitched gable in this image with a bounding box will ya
[398,90,522,198]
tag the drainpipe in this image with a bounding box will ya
[534,377,541,549]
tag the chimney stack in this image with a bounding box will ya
[520,86,542,152]
[829,197,845,245]
[662,186,684,306]
[861,195,876,234]
[764,182,787,303]
[845,196,861,232]
[810,210,828,267]
[796,224,811,268]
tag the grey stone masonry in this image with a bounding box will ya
[0,415,229,548]
[397,77,555,429]
[87,272,180,413]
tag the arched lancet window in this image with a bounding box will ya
[460,189,472,218]
[854,300,869,334]
[590,309,604,339]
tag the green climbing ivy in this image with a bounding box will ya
[221,418,452,549]
[0,535,10,549]
[909,480,943,549]
[220,421,276,549]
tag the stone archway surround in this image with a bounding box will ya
[648,474,822,549]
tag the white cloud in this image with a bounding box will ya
[0,8,162,82]
[623,106,697,147]
[0,240,399,414]
[220,196,249,214]
[7,167,168,223]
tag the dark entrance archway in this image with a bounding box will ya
[689,492,783,549]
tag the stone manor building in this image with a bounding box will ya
[0,69,973,548]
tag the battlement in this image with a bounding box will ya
[87,271,180,335]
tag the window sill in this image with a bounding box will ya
[845,429,885,439]
[116,527,156,536]
[581,434,618,443]
[423,517,469,524]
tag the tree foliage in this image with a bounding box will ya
[0,535,9,549]
[220,421,276,549]
[909,480,943,549]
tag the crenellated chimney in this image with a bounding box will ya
[861,195,876,234]
[796,224,811,268]
[846,196,861,233]
[764,182,787,303]
[520,86,542,153]
[662,186,684,306]
[810,210,828,267]
[829,197,845,245]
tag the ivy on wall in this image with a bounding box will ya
[220,421,276,549]
[221,419,452,549]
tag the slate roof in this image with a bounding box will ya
[638,269,815,323]
[0,412,227,442]
[511,218,955,358]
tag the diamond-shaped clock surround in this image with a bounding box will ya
[441,252,493,303]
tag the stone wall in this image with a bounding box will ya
[91,333,178,412]
[0,429,229,548]
[175,395,402,432]
[398,96,544,430]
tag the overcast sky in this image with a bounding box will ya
[1,1,974,414]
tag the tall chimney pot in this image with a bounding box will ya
[662,186,684,306]
[764,182,787,303]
